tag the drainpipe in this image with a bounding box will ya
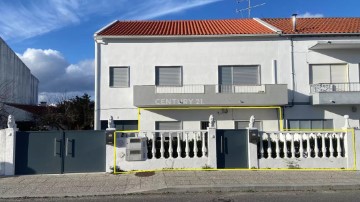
[290,37,295,106]
[94,41,101,130]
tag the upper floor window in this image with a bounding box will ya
[310,64,347,84]
[109,66,129,87]
[219,65,260,86]
[155,66,182,86]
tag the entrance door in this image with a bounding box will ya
[63,131,105,173]
[15,131,105,175]
[15,131,63,174]
[216,130,248,168]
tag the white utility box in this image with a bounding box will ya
[126,137,147,161]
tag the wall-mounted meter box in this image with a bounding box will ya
[126,137,147,161]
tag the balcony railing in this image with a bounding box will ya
[310,83,360,94]
[155,84,266,94]
[156,85,205,94]
[216,84,265,93]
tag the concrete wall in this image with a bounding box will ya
[0,129,5,175]
[0,37,38,105]
[0,37,39,125]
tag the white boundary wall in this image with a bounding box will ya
[106,128,217,172]
[0,128,16,176]
[0,129,5,175]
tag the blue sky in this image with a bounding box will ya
[0,0,359,101]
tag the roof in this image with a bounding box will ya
[96,19,276,36]
[262,18,360,34]
[5,103,51,115]
[95,18,360,38]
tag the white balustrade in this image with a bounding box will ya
[336,134,341,158]
[329,133,334,157]
[177,132,181,158]
[267,133,271,158]
[201,132,207,157]
[259,131,346,160]
[275,134,280,159]
[193,133,198,158]
[314,133,319,158]
[118,130,208,160]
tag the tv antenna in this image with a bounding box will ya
[236,0,266,18]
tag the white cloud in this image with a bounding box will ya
[120,0,222,20]
[18,48,94,96]
[298,12,324,18]
[0,0,221,41]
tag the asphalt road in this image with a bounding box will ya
[2,190,360,202]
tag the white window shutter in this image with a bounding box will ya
[232,66,259,85]
[155,121,182,130]
[156,67,181,86]
[330,64,347,83]
[311,65,330,84]
[110,67,129,87]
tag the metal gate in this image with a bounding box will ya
[216,129,248,168]
[15,130,105,175]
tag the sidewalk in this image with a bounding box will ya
[1,170,360,198]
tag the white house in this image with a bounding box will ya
[93,16,360,132]
[0,37,39,128]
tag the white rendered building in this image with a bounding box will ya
[94,17,360,131]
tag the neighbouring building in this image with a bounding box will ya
[0,37,39,128]
[93,16,360,132]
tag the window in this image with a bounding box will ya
[100,120,138,130]
[155,66,182,86]
[155,121,182,130]
[219,65,260,86]
[287,119,333,130]
[310,64,347,84]
[235,121,262,130]
[109,67,129,87]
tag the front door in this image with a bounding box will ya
[216,129,248,168]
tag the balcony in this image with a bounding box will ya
[311,83,360,105]
[133,84,288,107]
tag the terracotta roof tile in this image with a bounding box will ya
[97,19,275,36]
[262,18,360,34]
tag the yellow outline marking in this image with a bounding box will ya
[112,106,357,174]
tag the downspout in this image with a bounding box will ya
[290,37,295,106]
[94,41,101,130]
[290,14,297,106]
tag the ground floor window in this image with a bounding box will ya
[235,121,262,130]
[287,119,333,130]
[100,120,138,130]
[155,121,182,130]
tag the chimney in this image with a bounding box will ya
[292,14,298,32]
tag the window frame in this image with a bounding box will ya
[155,66,183,86]
[309,64,348,84]
[234,120,263,130]
[109,66,130,88]
[286,119,334,130]
[218,65,261,86]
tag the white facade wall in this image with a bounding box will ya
[286,36,360,129]
[97,35,360,131]
[98,37,290,130]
